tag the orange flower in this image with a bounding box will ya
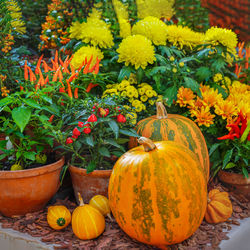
[214,99,238,120]
[190,106,215,127]
[176,86,195,107]
[201,86,223,107]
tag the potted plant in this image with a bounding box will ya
[0,90,65,217]
[209,112,250,199]
[52,96,139,203]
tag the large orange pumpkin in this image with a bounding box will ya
[109,137,207,246]
[129,102,209,182]
[205,189,233,224]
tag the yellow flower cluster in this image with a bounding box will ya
[1,33,14,53]
[166,25,205,50]
[117,35,156,69]
[102,75,160,119]
[69,8,114,49]
[112,0,131,38]
[213,73,232,88]
[136,0,175,20]
[71,45,104,69]
[176,80,250,127]
[204,27,238,55]
[6,0,26,34]
[1,86,10,97]
[132,16,168,46]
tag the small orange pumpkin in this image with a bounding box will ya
[89,195,112,220]
[72,193,105,240]
[47,205,71,230]
[205,189,233,224]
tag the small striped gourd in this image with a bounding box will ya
[109,137,207,246]
[72,193,105,240]
[205,189,233,224]
[129,102,209,182]
[89,195,112,220]
[47,205,71,230]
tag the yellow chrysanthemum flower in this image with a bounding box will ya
[140,95,148,102]
[128,73,137,84]
[119,19,131,38]
[136,0,175,19]
[69,21,82,40]
[132,16,167,45]
[145,89,154,98]
[223,76,231,86]
[214,99,238,120]
[229,81,250,94]
[117,35,156,69]
[149,99,156,106]
[176,86,195,107]
[204,27,238,55]
[138,88,146,95]
[190,106,215,127]
[213,73,223,83]
[88,8,102,20]
[71,45,104,69]
[166,25,204,50]
[201,85,223,107]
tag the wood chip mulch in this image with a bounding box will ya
[0,180,249,250]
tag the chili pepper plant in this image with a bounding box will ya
[209,112,250,178]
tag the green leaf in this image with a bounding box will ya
[23,151,36,161]
[98,147,110,157]
[0,154,7,161]
[85,135,94,147]
[40,94,53,104]
[23,99,42,109]
[196,67,212,81]
[155,54,168,65]
[164,85,178,106]
[108,120,119,139]
[242,167,249,178]
[148,66,169,76]
[0,96,12,107]
[240,122,250,143]
[222,149,234,169]
[104,139,125,151]
[225,162,236,169]
[111,150,124,157]
[209,143,221,156]
[0,140,7,149]
[12,107,31,132]
[212,58,227,72]
[119,129,139,138]
[136,67,144,83]
[86,160,96,174]
[118,66,131,82]
[16,151,22,160]
[183,77,201,96]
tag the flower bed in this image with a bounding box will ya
[0,180,249,250]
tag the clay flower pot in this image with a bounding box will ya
[218,170,250,200]
[69,165,112,203]
[0,157,64,217]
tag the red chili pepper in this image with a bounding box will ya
[83,127,91,134]
[217,133,237,140]
[226,124,240,138]
[66,79,73,99]
[35,54,44,75]
[20,86,24,91]
[66,137,73,144]
[87,114,97,122]
[68,72,78,83]
[72,127,81,139]
[74,87,78,99]
[117,114,126,123]
[48,115,54,123]
[85,82,98,93]
[59,87,65,93]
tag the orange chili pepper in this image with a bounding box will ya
[38,67,45,86]
[94,58,101,74]
[27,66,36,82]
[52,66,61,82]
[59,56,64,67]
[35,54,44,75]
[59,87,65,93]
[74,87,78,99]
[20,86,24,91]
[68,72,78,83]
[51,59,57,71]
[69,63,75,75]
[48,115,55,123]
[83,55,93,74]
[24,60,28,80]
[42,60,49,73]
[54,50,59,69]
[66,79,73,98]
[58,68,63,82]
[86,82,98,93]
[77,59,86,72]
[44,76,49,85]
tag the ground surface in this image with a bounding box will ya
[0,180,249,250]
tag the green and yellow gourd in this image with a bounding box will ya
[109,137,207,246]
[129,102,210,182]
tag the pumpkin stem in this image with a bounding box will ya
[137,137,156,152]
[156,102,168,119]
[77,192,85,206]
[107,213,113,222]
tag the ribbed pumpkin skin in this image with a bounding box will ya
[47,205,71,230]
[72,204,105,240]
[89,195,111,216]
[108,141,207,246]
[129,114,210,182]
[205,189,233,224]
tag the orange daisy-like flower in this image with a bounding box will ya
[214,99,238,120]
[188,96,205,110]
[176,86,195,107]
[201,87,223,108]
[190,106,215,127]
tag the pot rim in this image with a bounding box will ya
[69,164,112,177]
[218,169,250,185]
[0,156,65,179]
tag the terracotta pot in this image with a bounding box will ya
[69,165,112,203]
[218,170,250,200]
[0,157,64,217]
